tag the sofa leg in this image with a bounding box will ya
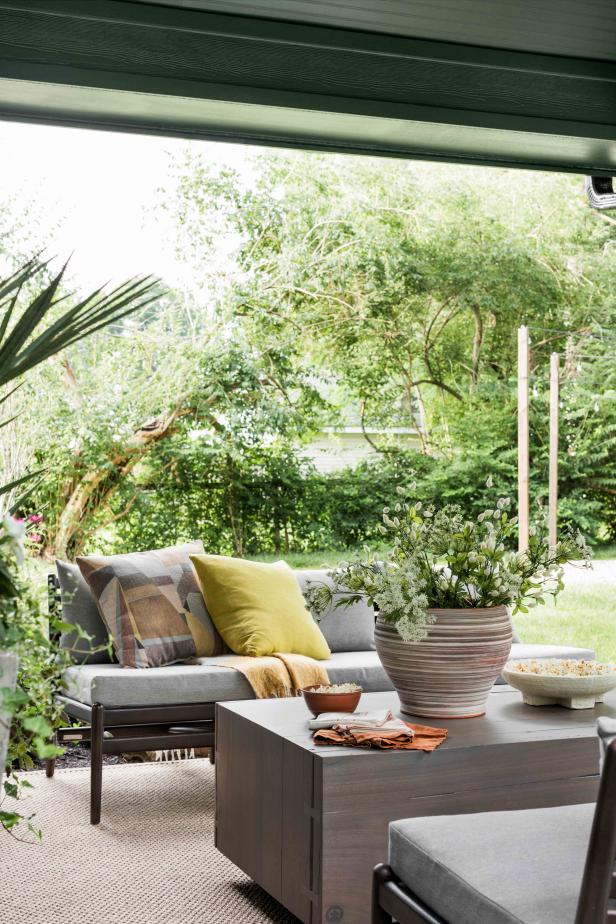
[372,864,394,924]
[45,731,58,778]
[90,703,104,825]
[208,747,215,765]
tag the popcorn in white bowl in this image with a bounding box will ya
[502,658,616,709]
[509,659,614,678]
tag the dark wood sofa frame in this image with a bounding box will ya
[47,575,215,825]
[371,739,616,924]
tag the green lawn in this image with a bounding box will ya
[591,544,616,560]
[253,549,616,663]
[514,584,615,663]
[253,548,389,568]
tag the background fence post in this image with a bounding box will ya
[518,326,529,552]
[548,352,559,549]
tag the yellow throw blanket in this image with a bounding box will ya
[201,651,329,698]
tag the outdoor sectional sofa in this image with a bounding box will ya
[49,564,596,824]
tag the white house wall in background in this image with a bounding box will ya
[304,426,421,473]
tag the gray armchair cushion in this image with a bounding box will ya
[56,561,112,664]
[295,568,376,652]
[390,802,594,924]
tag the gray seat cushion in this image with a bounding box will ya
[295,568,376,652]
[56,561,112,664]
[390,802,594,924]
[63,660,255,707]
[63,650,393,707]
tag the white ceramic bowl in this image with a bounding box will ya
[502,659,616,709]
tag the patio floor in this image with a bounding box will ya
[2,760,298,924]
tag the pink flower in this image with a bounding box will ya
[28,514,43,524]
[29,533,42,544]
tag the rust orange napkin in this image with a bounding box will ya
[313,721,448,751]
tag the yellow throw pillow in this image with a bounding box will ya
[189,555,331,659]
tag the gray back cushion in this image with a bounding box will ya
[295,568,375,653]
[56,560,112,664]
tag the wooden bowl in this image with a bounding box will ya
[301,685,362,717]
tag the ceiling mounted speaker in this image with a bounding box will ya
[585,176,616,210]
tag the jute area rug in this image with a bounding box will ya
[1,760,299,924]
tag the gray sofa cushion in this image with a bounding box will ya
[63,650,393,707]
[295,568,376,652]
[390,802,594,924]
[56,560,112,664]
[325,651,393,692]
[510,642,596,661]
[63,660,254,707]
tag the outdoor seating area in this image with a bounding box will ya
[1,2,616,924]
[49,555,598,826]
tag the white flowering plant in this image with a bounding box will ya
[304,481,591,643]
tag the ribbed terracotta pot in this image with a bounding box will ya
[374,607,513,719]
[0,651,18,770]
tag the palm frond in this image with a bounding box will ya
[0,259,160,389]
[0,470,44,498]
[0,258,162,508]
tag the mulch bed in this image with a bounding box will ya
[34,743,123,770]
[32,742,210,771]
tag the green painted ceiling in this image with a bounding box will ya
[0,0,613,173]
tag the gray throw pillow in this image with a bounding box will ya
[296,568,376,653]
[56,560,112,664]
[597,717,616,773]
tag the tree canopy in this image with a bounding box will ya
[4,150,616,556]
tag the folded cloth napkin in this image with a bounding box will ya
[335,716,413,739]
[308,709,395,731]
[313,721,448,752]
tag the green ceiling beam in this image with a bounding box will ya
[0,0,613,173]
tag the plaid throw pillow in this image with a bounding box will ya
[77,542,203,668]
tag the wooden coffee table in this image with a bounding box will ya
[215,687,616,924]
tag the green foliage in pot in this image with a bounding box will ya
[0,257,159,837]
[304,480,591,642]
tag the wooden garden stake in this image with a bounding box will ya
[518,326,529,552]
[548,352,559,549]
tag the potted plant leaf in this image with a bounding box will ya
[0,258,158,832]
[305,483,590,719]
[0,518,22,777]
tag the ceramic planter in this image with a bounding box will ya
[374,606,513,719]
[0,651,18,770]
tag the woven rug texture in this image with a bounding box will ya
[1,760,299,924]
